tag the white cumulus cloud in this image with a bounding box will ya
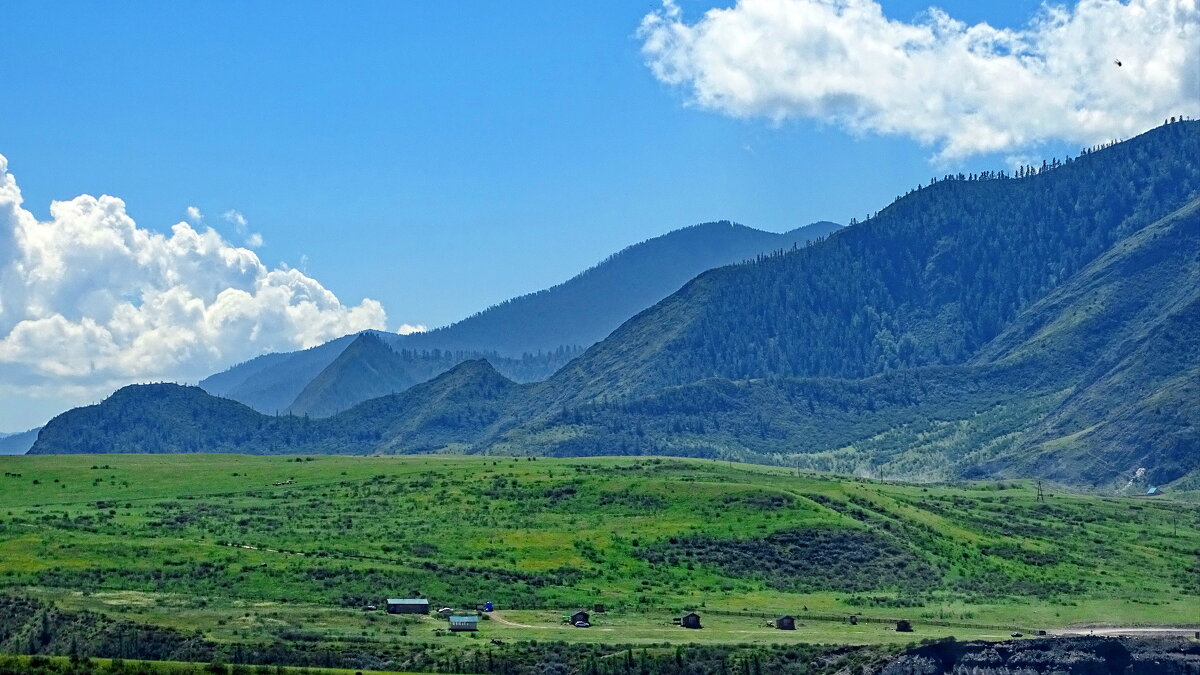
[0,152,388,415]
[222,209,248,229]
[639,0,1200,159]
[397,323,428,335]
[186,206,203,223]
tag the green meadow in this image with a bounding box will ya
[1,453,1197,652]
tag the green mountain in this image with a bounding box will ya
[32,360,524,455]
[967,197,1200,485]
[532,122,1199,405]
[29,122,1200,487]
[491,196,1199,488]
[199,221,839,413]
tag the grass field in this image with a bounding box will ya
[1,453,1197,654]
[0,654,434,675]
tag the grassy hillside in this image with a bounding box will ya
[1,454,1196,658]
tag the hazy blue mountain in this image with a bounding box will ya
[282,332,546,419]
[199,220,839,413]
[395,220,841,356]
[0,427,40,455]
[31,123,1200,487]
[199,335,358,415]
[284,333,419,418]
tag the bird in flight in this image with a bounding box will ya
[1114,59,1123,67]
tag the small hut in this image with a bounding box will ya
[594,603,606,613]
[896,620,913,632]
[570,610,591,627]
[848,615,858,626]
[681,611,702,629]
[449,616,479,632]
[386,598,429,615]
[776,615,796,630]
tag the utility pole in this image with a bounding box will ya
[1036,480,1046,503]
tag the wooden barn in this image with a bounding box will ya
[570,610,591,626]
[449,616,479,632]
[681,611,702,629]
[896,620,913,632]
[386,598,430,615]
[776,615,796,630]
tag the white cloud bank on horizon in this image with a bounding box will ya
[0,152,387,417]
[639,0,1200,160]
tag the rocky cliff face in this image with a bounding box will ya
[881,637,1200,675]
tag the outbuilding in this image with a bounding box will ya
[449,616,479,632]
[386,598,430,615]
[776,615,796,630]
[681,611,702,629]
[570,610,591,627]
[896,620,913,632]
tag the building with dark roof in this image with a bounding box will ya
[386,598,430,615]
[681,611,702,629]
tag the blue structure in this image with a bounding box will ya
[485,601,494,612]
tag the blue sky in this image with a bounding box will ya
[1,0,1194,430]
[3,0,1061,329]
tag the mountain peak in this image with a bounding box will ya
[285,330,414,418]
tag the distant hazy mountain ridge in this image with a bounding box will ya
[199,220,839,415]
[0,428,40,455]
[394,220,842,355]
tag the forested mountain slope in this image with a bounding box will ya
[490,197,1199,487]
[967,198,1200,484]
[30,123,1200,487]
[32,360,525,455]
[199,221,838,412]
[396,220,841,356]
[533,122,1200,407]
